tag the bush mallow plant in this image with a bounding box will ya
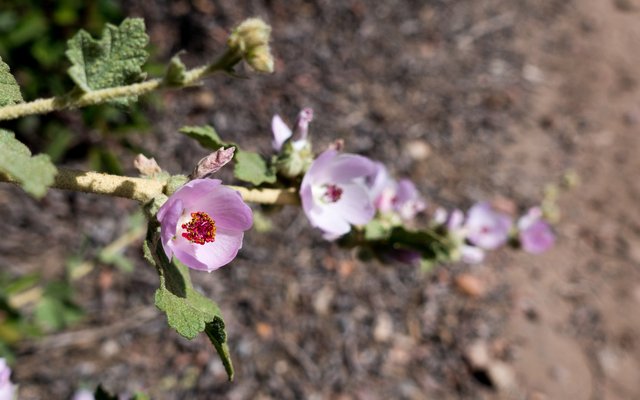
[0,14,560,388]
[157,179,253,272]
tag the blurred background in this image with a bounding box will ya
[1,0,639,398]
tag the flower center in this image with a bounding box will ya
[181,211,216,245]
[322,184,343,203]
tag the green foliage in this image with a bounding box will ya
[234,149,277,185]
[0,1,151,172]
[163,54,187,86]
[179,125,277,186]
[0,270,84,359]
[0,129,57,198]
[34,282,83,331]
[179,125,226,149]
[66,18,149,104]
[0,56,22,106]
[144,229,234,381]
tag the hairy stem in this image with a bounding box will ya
[1,167,299,205]
[0,62,215,121]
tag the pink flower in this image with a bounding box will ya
[442,208,486,264]
[300,149,376,239]
[465,202,513,250]
[518,207,555,254]
[0,358,16,400]
[368,163,426,221]
[157,179,253,272]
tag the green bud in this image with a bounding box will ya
[228,18,271,51]
[227,18,274,73]
[274,140,313,178]
[246,44,274,73]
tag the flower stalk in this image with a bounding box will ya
[0,167,299,205]
[0,63,214,122]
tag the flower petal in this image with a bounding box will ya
[193,228,245,272]
[272,114,292,151]
[157,198,184,260]
[329,183,375,226]
[197,186,253,231]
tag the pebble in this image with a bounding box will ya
[465,340,491,369]
[455,274,486,298]
[374,312,394,342]
[405,140,431,161]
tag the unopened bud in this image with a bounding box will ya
[134,154,162,177]
[228,18,271,52]
[246,44,274,73]
[190,147,236,179]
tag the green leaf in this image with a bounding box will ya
[66,18,148,104]
[0,56,23,106]
[0,129,57,198]
[144,230,234,380]
[179,125,228,150]
[364,220,390,241]
[234,150,276,186]
[163,53,187,86]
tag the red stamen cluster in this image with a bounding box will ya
[323,184,343,203]
[181,211,216,245]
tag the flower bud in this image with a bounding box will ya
[134,154,161,177]
[228,18,271,52]
[190,147,235,179]
[227,18,274,73]
[246,44,274,73]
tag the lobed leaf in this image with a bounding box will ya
[144,230,234,380]
[0,129,57,198]
[234,150,277,186]
[66,18,149,104]
[0,57,23,106]
[179,125,227,150]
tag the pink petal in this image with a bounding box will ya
[307,203,352,239]
[329,183,375,226]
[193,228,244,272]
[157,198,184,260]
[197,186,253,231]
[271,114,292,151]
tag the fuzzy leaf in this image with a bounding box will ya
[144,231,234,380]
[234,150,276,185]
[179,125,227,150]
[66,18,148,104]
[0,57,22,106]
[0,129,57,198]
[163,53,187,86]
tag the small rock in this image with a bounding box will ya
[455,274,486,297]
[523,64,545,83]
[405,140,431,161]
[465,340,491,369]
[313,285,334,315]
[255,322,273,339]
[487,361,516,391]
[374,312,394,342]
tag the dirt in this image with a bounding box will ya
[2,0,640,399]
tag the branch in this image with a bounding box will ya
[0,167,299,205]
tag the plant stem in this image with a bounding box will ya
[0,63,214,121]
[1,167,299,205]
